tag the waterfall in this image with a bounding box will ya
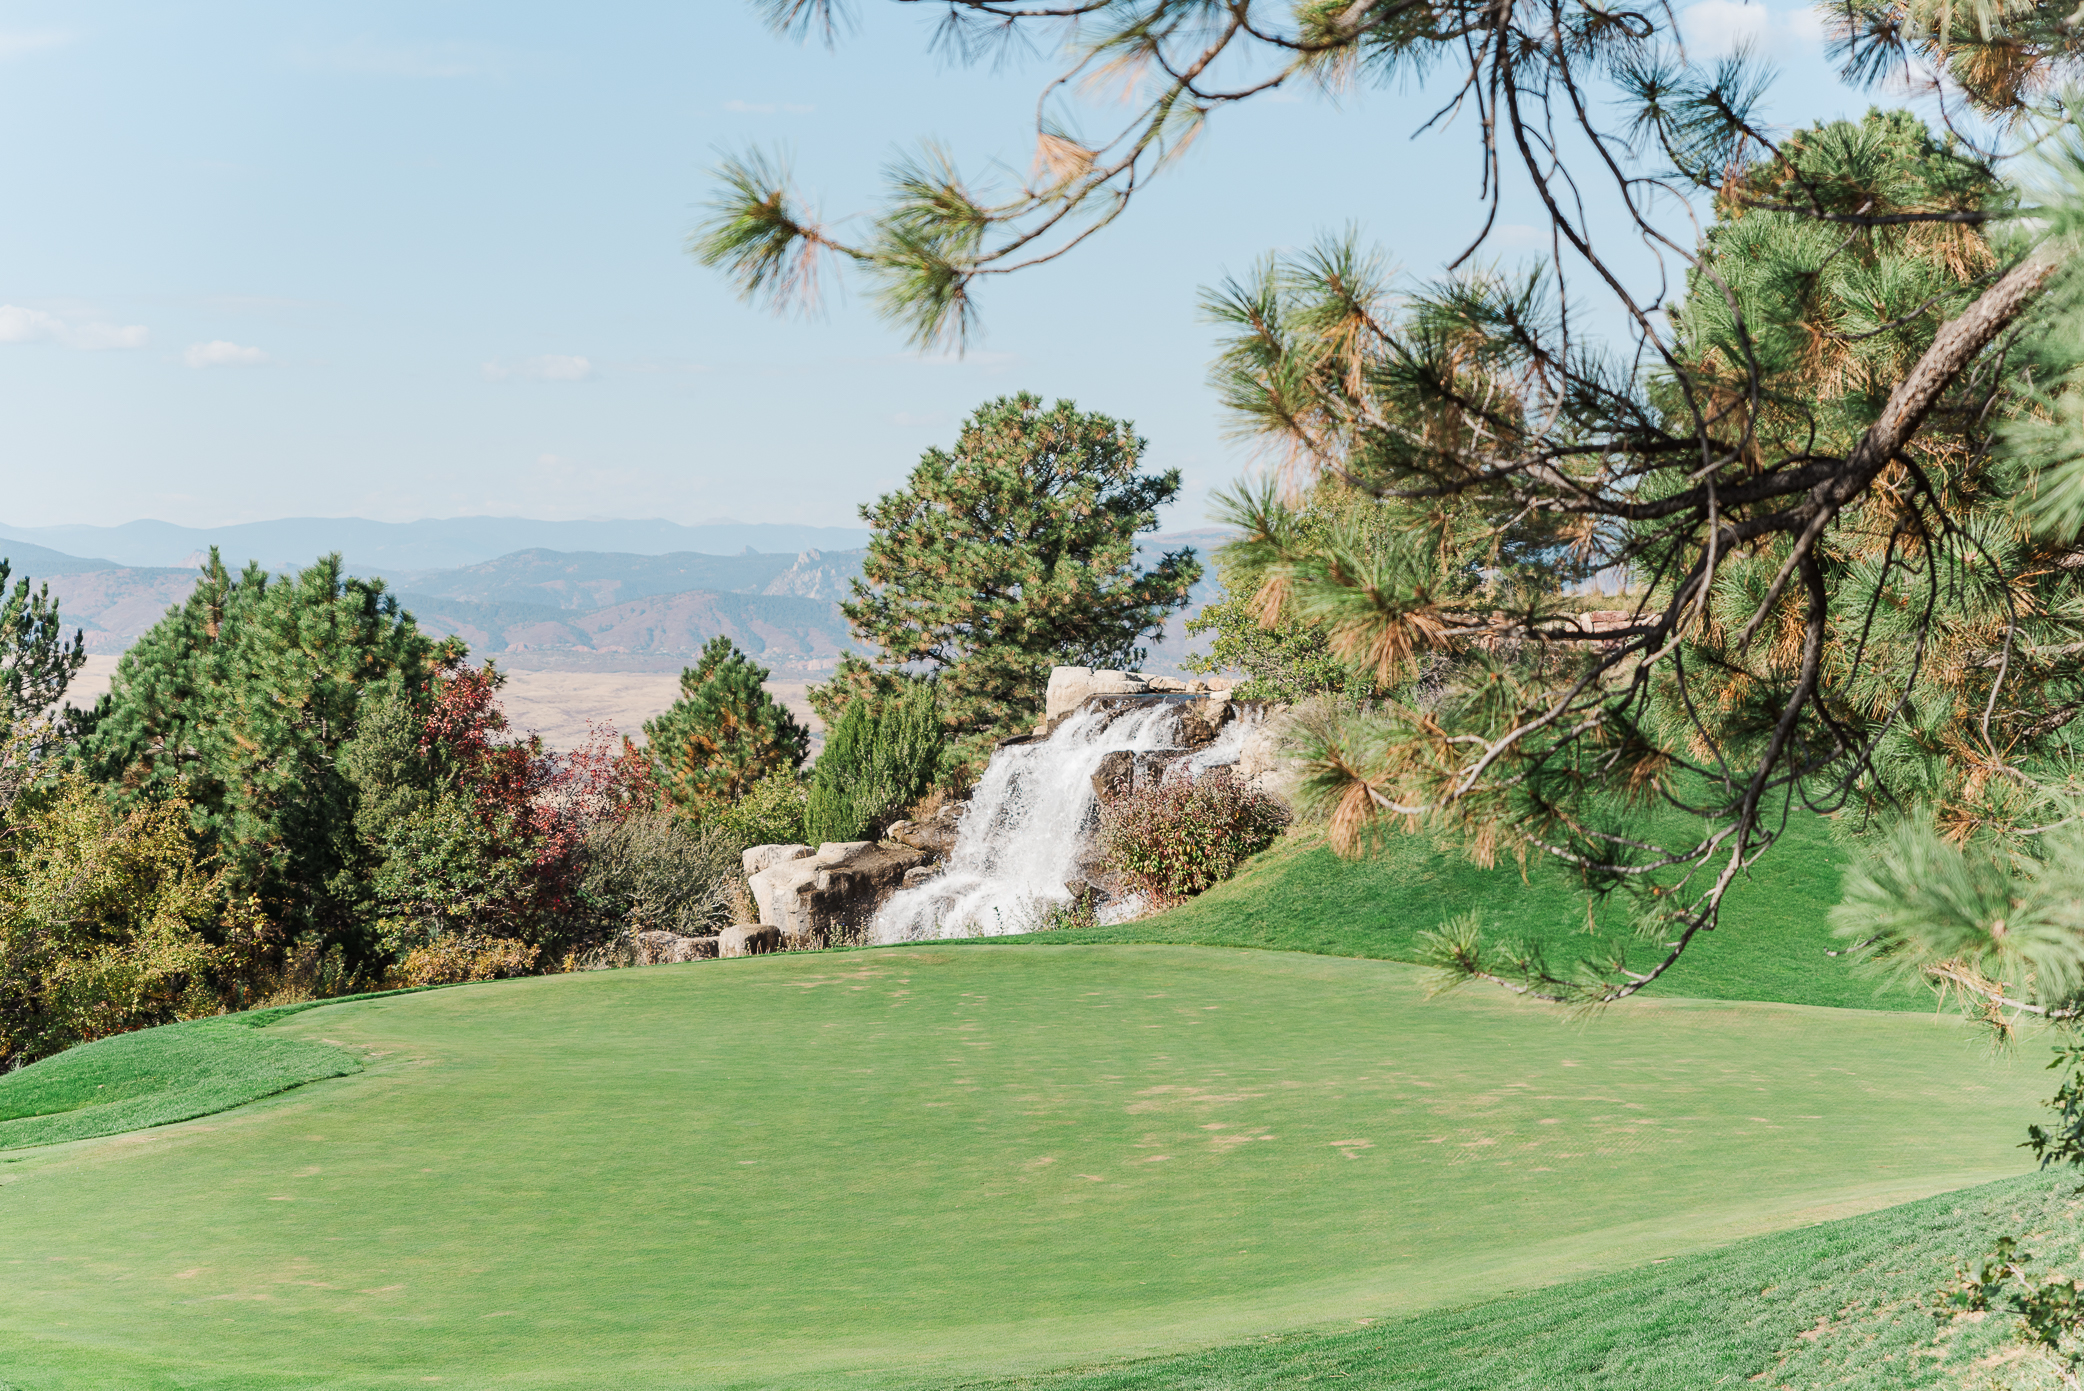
[869,700,1258,944]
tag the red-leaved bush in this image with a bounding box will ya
[1097,769,1287,907]
[378,667,655,956]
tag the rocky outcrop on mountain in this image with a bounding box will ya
[1041,667,1235,727]
[759,548,862,602]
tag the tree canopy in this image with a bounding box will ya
[820,392,1200,758]
[644,635,810,813]
[77,551,451,967]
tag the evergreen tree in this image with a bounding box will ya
[644,636,809,813]
[77,550,449,968]
[804,679,947,844]
[0,559,85,726]
[821,393,1201,761]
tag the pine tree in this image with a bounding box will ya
[0,560,85,726]
[644,636,809,813]
[77,550,449,968]
[821,393,1200,763]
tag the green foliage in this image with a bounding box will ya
[708,769,810,853]
[578,812,738,937]
[77,550,448,965]
[1831,822,2084,1023]
[804,680,947,844]
[367,793,535,959]
[644,636,809,814]
[2025,1043,2084,1171]
[1097,771,1288,907]
[0,767,222,1068]
[0,559,84,725]
[833,393,1200,763]
[1184,483,1417,702]
[1943,1234,2084,1376]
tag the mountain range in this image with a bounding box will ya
[3,523,1229,677]
[0,516,874,573]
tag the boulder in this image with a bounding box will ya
[1045,666,1151,720]
[748,856,822,928]
[901,864,939,888]
[752,840,932,941]
[1091,749,1135,803]
[718,924,782,958]
[887,804,960,859]
[742,843,813,878]
[1237,716,1296,805]
[634,930,717,964]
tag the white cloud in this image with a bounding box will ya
[182,340,269,368]
[0,305,148,350]
[1680,0,1827,58]
[724,99,816,114]
[0,30,69,60]
[482,354,594,382]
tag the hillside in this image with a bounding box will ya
[395,587,855,664]
[379,545,864,610]
[1,528,1231,674]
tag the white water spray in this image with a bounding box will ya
[870,700,1258,943]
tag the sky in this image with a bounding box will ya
[0,0,1885,533]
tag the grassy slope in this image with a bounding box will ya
[0,946,2049,1389]
[1019,807,1912,1012]
[963,1170,2084,1391]
[0,1015,362,1150]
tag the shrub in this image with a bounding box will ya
[805,681,947,845]
[392,936,538,987]
[709,771,810,852]
[0,768,223,1067]
[579,812,737,937]
[1098,769,1287,907]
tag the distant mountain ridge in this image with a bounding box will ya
[0,516,874,572]
[381,547,865,611]
[0,528,1229,675]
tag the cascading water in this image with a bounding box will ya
[869,699,1258,944]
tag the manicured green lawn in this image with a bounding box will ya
[1027,810,1905,1012]
[0,1013,362,1150]
[0,945,2048,1388]
[962,1169,2084,1390]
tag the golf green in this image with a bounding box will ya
[0,945,2050,1388]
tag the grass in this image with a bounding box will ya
[961,1170,2084,1390]
[1024,807,1911,1012]
[0,1014,362,1151]
[0,945,2053,1388]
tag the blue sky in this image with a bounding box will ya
[0,1,1881,532]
